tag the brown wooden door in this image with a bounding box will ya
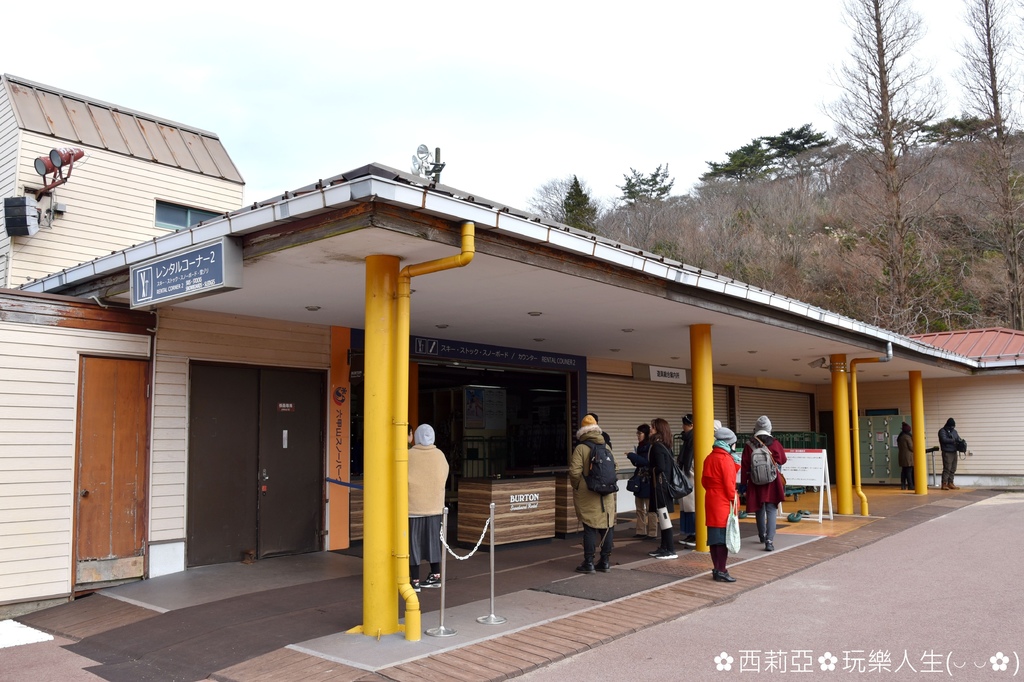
[75,357,149,586]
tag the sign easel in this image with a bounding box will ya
[779,449,833,522]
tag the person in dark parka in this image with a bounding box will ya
[937,418,963,490]
[897,422,914,491]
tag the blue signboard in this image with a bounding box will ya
[130,237,242,309]
[354,330,585,371]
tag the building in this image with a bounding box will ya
[0,74,243,287]
[2,80,1021,622]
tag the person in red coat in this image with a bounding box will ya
[740,415,788,552]
[702,425,739,582]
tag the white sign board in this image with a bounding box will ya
[781,449,833,522]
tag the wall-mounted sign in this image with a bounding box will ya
[649,365,687,384]
[130,236,242,309]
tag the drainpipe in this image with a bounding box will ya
[849,342,893,516]
[394,221,475,641]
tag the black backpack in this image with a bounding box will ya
[748,437,777,486]
[584,441,618,495]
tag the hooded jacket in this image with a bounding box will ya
[569,423,616,529]
[938,419,961,454]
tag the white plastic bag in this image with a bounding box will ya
[726,501,741,554]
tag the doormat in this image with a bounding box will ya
[531,569,676,602]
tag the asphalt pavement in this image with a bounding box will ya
[520,492,1024,681]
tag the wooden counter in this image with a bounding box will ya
[457,477,556,546]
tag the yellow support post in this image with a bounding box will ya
[909,371,927,495]
[360,254,399,637]
[831,355,853,515]
[689,324,714,553]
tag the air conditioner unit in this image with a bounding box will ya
[3,196,39,237]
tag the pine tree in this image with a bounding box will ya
[562,176,598,232]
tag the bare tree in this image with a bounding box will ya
[956,0,1024,328]
[827,0,944,334]
[527,177,575,224]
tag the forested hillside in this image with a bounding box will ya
[527,0,1024,335]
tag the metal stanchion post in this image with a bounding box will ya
[426,507,457,637]
[477,502,506,625]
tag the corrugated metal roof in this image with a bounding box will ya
[1,74,243,185]
[912,328,1024,360]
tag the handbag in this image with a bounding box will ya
[726,500,741,554]
[626,472,641,493]
[666,458,693,499]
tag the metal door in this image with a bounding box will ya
[75,356,149,586]
[187,365,260,567]
[187,364,323,566]
[257,369,324,557]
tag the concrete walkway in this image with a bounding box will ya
[0,487,1010,681]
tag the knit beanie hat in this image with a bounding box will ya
[714,426,737,445]
[414,424,435,446]
[754,415,772,434]
[682,413,694,426]
[581,414,597,428]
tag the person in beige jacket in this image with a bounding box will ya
[408,424,449,591]
[569,414,616,574]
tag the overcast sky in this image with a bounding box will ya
[4,0,975,211]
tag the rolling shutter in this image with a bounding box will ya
[736,387,811,432]
[586,374,728,468]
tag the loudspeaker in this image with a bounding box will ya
[3,196,39,237]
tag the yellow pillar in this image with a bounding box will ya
[361,255,399,636]
[689,324,714,552]
[831,355,853,515]
[909,371,927,495]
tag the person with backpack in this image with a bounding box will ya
[740,415,788,552]
[647,418,678,560]
[569,413,616,573]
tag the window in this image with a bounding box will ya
[155,201,220,230]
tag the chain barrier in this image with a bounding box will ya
[440,515,490,560]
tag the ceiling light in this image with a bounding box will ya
[610,348,620,352]
[621,328,634,333]
[436,324,449,329]
[747,350,758,354]
[720,363,728,367]
[305,305,321,311]
[528,311,542,316]
[533,338,545,342]
[670,356,679,360]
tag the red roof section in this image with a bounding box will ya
[911,328,1024,360]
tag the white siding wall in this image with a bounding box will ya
[0,321,150,606]
[9,132,244,285]
[815,374,1024,478]
[149,308,330,545]
[0,84,19,288]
